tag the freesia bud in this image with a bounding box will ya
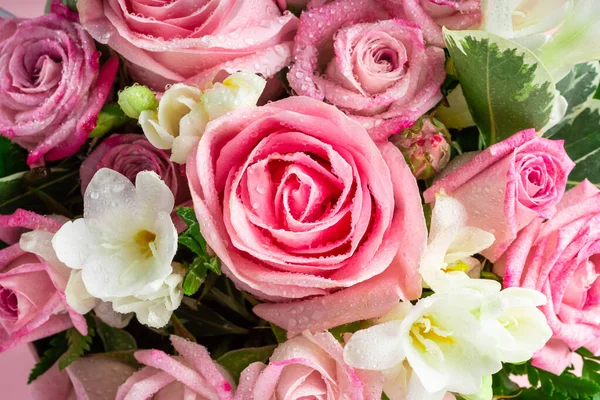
[118,84,159,119]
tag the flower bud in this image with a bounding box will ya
[393,117,451,180]
[118,84,159,119]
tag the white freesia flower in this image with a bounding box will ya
[344,292,500,395]
[381,362,446,400]
[420,194,496,293]
[139,72,266,164]
[52,168,179,328]
[480,287,552,364]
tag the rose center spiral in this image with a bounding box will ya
[0,286,18,319]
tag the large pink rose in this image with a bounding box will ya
[494,180,600,375]
[31,356,136,400]
[78,0,298,90]
[424,129,575,262]
[400,0,481,47]
[235,331,383,399]
[0,210,87,353]
[288,0,446,141]
[187,96,426,335]
[80,134,188,204]
[116,335,234,399]
[0,6,118,165]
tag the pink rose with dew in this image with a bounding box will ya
[116,335,234,399]
[288,0,446,141]
[77,0,298,91]
[80,134,189,204]
[400,0,481,47]
[187,96,426,336]
[0,210,87,353]
[235,331,383,400]
[494,180,600,375]
[0,5,118,165]
[31,356,136,400]
[424,129,575,262]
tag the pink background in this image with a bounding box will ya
[1,0,45,18]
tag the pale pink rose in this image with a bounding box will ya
[31,356,136,400]
[235,331,383,400]
[0,6,118,165]
[77,0,298,91]
[288,0,446,141]
[400,0,481,47]
[494,180,600,375]
[424,129,575,262]
[80,134,188,204]
[187,96,426,335]
[116,335,234,399]
[0,210,87,353]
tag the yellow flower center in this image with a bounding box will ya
[445,260,471,273]
[134,229,157,259]
[409,315,454,359]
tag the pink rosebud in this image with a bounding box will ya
[400,0,481,47]
[0,9,118,165]
[188,96,426,335]
[77,0,298,90]
[235,331,383,400]
[31,356,136,400]
[424,129,575,262]
[393,117,451,180]
[288,0,446,141]
[116,336,234,400]
[494,180,600,375]
[0,210,87,353]
[80,134,189,204]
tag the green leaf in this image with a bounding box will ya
[95,317,137,352]
[89,103,129,138]
[28,332,69,384]
[58,326,96,370]
[217,345,276,383]
[555,63,600,121]
[270,323,287,344]
[183,258,209,296]
[491,369,521,396]
[177,207,208,257]
[546,371,600,399]
[0,137,27,178]
[175,300,248,336]
[444,29,555,146]
[544,101,600,187]
[329,321,360,342]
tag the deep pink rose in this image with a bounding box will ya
[116,335,234,399]
[80,134,188,204]
[78,0,298,90]
[400,0,481,47]
[494,180,600,375]
[31,356,136,400]
[424,129,575,262]
[187,96,426,335]
[0,210,87,353]
[0,7,118,165]
[288,0,446,141]
[235,331,383,400]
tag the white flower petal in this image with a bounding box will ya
[66,270,99,314]
[134,171,175,217]
[446,227,495,264]
[429,195,466,240]
[83,168,136,222]
[140,110,173,150]
[157,84,203,134]
[343,320,405,371]
[93,301,133,329]
[52,219,94,270]
[201,72,266,120]
[171,136,201,164]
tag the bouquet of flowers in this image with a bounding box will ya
[1,0,600,398]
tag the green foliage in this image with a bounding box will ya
[270,323,287,344]
[28,332,69,384]
[177,207,221,296]
[329,321,360,342]
[217,345,277,383]
[0,137,27,178]
[175,300,248,336]
[58,326,96,370]
[444,29,555,146]
[95,317,137,352]
[555,63,600,120]
[44,0,77,13]
[89,103,130,138]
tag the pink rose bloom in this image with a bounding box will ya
[31,356,136,400]
[0,6,118,165]
[424,129,575,262]
[187,96,426,335]
[235,331,383,399]
[0,210,87,353]
[116,335,234,399]
[400,0,481,47]
[288,0,446,141]
[494,180,600,375]
[80,134,188,204]
[77,0,298,90]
